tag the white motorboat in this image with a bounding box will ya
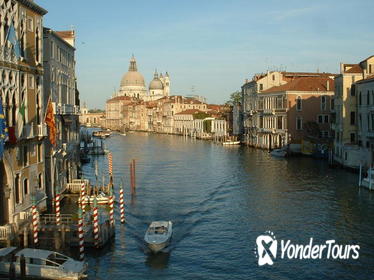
[222,140,240,145]
[0,247,87,279]
[360,168,374,190]
[270,148,287,157]
[144,221,172,253]
[82,192,113,205]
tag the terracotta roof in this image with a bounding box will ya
[344,64,362,74]
[175,109,205,115]
[281,72,337,77]
[262,76,335,93]
[107,96,133,103]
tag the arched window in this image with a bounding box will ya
[38,173,43,189]
[296,96,302,111]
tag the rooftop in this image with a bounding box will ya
[262,76,335,93]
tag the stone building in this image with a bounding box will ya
[0,0,47,242]
[43,28,80,203]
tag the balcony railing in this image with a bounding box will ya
[21,124,47,139]
[0,45,17,64]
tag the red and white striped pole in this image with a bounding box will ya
[109,190,114,228]
[93,197,100,248]
[77,208,84,261]
[108,153,113,175]
[119,187,125,224]
[80,183,86,213]
[32,200,39,246]
[55,193,61,226]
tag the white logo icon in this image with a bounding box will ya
[255,231,277,266]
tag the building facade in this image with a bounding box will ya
[0,0,48,241]
[43,28,80,203]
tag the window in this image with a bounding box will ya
[296,96,302,111]
[277,116,282,129]
[318,115,323,124]
[359,92,362,105]
[23,145,28,167]
[350,133,355,143]
[259,84,263,91]
[296,117,303,130]
[321,96,327,110]
[272,75,275,81]
[350,111,355,125]
[367,141,370,148]
[330,98,335,110]
[324,115,329,123]
[346,88,350,97]
[38,173,43,189]
[371,113,374,131]
[37,143,42,162]
[370,64,372,74]
[23,179,28,196]
[15,174,20,204]
[350,85,355,96]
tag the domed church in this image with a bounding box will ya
[118,55,170,101]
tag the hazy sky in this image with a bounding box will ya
[37,0,373,109]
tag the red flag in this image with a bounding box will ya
[45,99,56,146]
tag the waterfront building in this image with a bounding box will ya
[332,63,363,168]
[79,103,105,127]
[255,76,335,149]
[355,56,374,168]
[105,96,134,131]
[43,28,80,203]
[0,0,47,242]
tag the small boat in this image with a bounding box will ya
[92,131,110,138]
[82,192,112,205]
[360,168,374,190]
[144,221,172,253]
[0,247,87,279]
[222,140,240,145]
[120,133,126,136]
[270,148,287,157]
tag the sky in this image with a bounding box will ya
[37,0,374,109]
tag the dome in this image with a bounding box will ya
[149,70,164,90]
[120,56,145,87]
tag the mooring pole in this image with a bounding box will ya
[31,196,39,247]
[77,208,84,261]
[93,196,100,248]
[132,159,136,191]
[120,182,125,224]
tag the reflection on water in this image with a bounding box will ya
[80,130,374,280]
[145,252,170,269]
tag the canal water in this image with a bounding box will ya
[81,131,374,279]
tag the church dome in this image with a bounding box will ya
[149,70,164,90]
[120,56,145,87]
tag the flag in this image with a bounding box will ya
[5,23,21,59]
[17,100,25,138]
[0,97,8,159]
[45,98,56,146]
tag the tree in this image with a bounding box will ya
[225,90,241,106]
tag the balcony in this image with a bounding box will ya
[56,104,74,115]
[0,45,17,64]
[21,124,47,139]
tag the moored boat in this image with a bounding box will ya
[270,148,287,157]
[0,247,87,279]
[222,140,240,145]
[144,221,172,253]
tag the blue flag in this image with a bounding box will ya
[0,97,8,159]
[6,23,21,59]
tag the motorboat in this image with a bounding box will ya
[82,192,113,205]
[144,221,172,253]
[0,247,87,279]
[222,140,240,145]
[360,168,374,190]
[270,148,287,157]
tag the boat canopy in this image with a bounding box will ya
[0,247,17,257]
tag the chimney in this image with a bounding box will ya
[326,80,330,91]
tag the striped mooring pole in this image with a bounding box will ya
[55,193,61,226]
[119,186,125,224]
[77,208,84,261]
[32,198,39,246]
[109,189,115,228]
[108,153,113,175]
[93,196,100,248]
[80,183,86,212]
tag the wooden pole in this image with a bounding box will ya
[77,208,84,261]
[120,187,125,224]
[130,162,134,195]
[132,159,136,191]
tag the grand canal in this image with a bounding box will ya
[81,131,374,279]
